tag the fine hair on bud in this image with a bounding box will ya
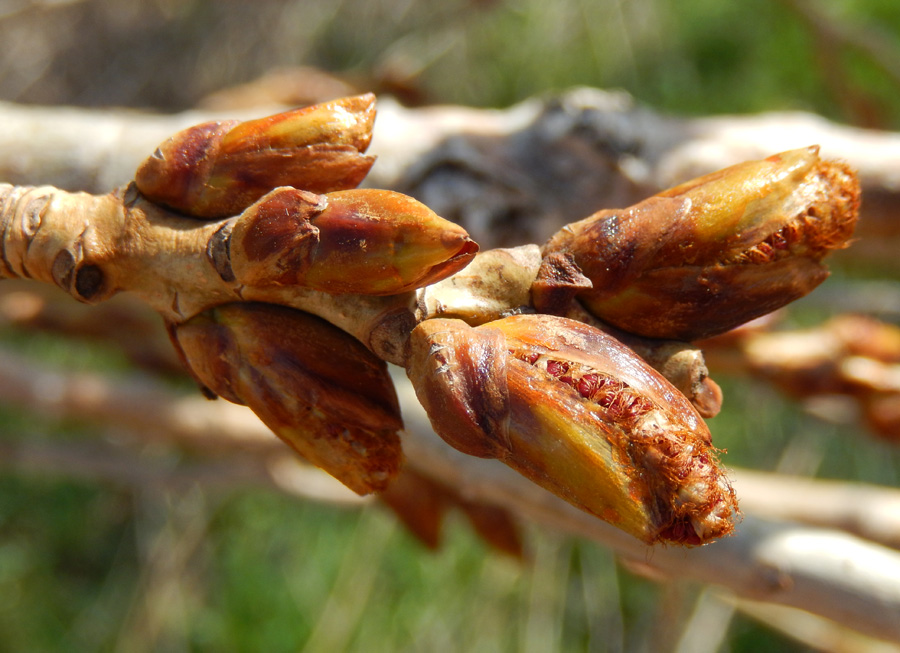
[407,314,738,545]
[543,146,860,340]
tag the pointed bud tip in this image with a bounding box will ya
[135,95,379,218]
[231,188,478,295]
[545,147,861,340]
[407,314,738,545]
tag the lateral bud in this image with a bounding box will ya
[135,95,377,218]
[221,186,478,295]
[406,314,738,545]
[543,147,860,340]
[170,302,403,494]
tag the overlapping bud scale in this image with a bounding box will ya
[543,147,860,340]
[220,187,477,295]
[406,314,738,545]
[133,96,864,549]
[171,303,404,495]
[135,94,377,218]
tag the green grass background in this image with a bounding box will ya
[1,0,899,651]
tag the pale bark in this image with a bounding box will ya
[732,597,900,653]
[722,469,900,550]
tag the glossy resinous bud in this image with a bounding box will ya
[219,186,478,295]
[135,95,377,218]
[171,302,403,494]
[406,314,738,546]
[543,147,860,340]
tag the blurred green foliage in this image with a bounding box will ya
[1,0,899,651]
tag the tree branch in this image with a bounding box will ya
[727,469,900,550]
[0,436,367,507]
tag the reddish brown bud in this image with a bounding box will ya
[378,468,452,550]
[135,95,377,218]
[705,314,900,443]
[543,147,860,340]
[171,302,403,494]
[458,500,524,559]
[379,468,523,556]
[405,318,510,458]
[406,314,738,545]
[222,186,478,295]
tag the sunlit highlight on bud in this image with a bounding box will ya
[543,147,860,340]
[406,314,738,545]
[171,302,403,494]
[135,95,377,218]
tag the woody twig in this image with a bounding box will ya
[0,95,859,549]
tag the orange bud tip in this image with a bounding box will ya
[407,314,739,545]
[135,95,378,218]
[544,147,860,340]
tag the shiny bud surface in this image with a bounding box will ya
[225,187,478,295]
[543,147,860,340]
[135,95,377,218]
[172,302,403,494]
[406,314,738,545]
